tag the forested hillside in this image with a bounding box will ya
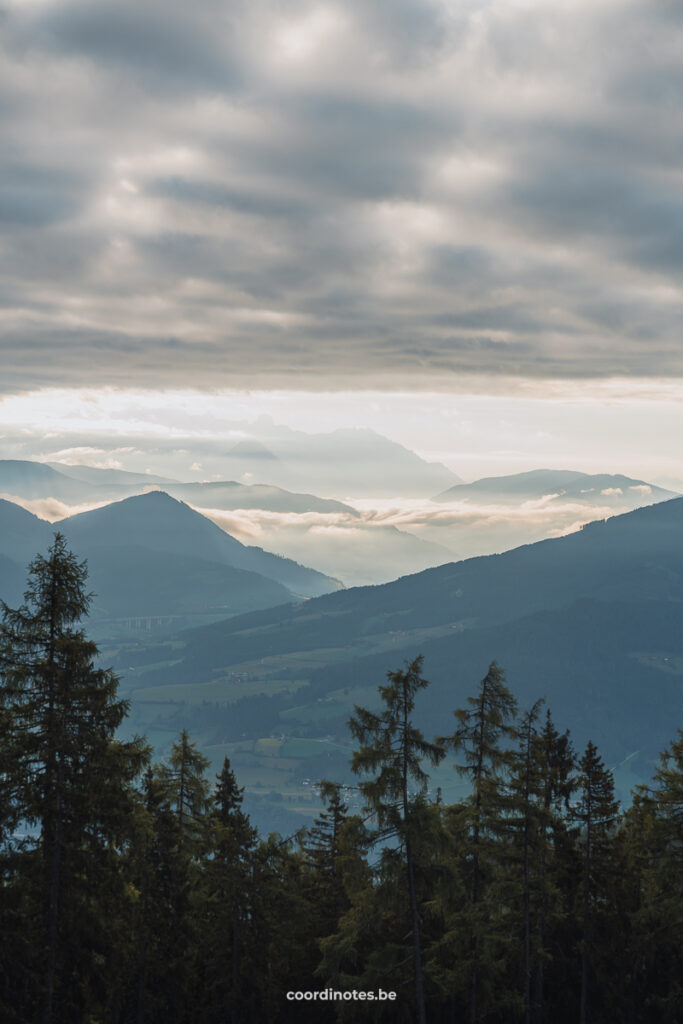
[116,497,683,822]
[2,538,682,1023]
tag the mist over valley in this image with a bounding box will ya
[1,441,681,834]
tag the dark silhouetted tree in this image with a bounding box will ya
[349,655,444,1024]
[0,534,148,1024]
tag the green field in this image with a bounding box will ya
[132,673,308,705]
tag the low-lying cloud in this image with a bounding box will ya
[0,493,111,523]
[5,484,670,587]
[185,495,653,585]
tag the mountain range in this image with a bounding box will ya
[124,496,683,798]
[3,459,679,588]
[0,459,458,585]
[0,460,358,514]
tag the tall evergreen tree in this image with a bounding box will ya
[349,655,444,1024]
[532,710,576,1022]
[158,728,210,850]
[302,781,351,940]
[505,699,545,1024]
[439,660,517,1024]
[624,731,683,1022]
[0,533,148,1024]
[572,741,619,1024]
[197,756,259,1024]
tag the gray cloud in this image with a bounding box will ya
[1,0,683,392]
[8,0,245,94]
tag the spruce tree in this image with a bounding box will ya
[532,710,576,1021]
[349,655,444,1024]
[625,732,683,1022]
[439,660,517,1024]
[302,781,350,940]
[505,699,545,1024]
[197,756,259,1024]
[572,741,619,1024]
[0,533,148,1024]
[143,733,210,1021]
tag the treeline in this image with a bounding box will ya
[1,537,682,1023]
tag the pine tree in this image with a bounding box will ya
[0,533,148,1024]
[349,655,445,1024]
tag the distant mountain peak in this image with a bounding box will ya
[228,440,278,459]
[53,489,341,601]
[51,489,211,532]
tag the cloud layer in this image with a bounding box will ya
[2,0,683,391]
[6,486,672,588]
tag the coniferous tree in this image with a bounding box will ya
[532,710,576,1022]
[248,833,315,1023]
[314,812,378,1014]
[439,660,517,1024]
[348,655,445,1024]
[302,781,351,941]
[158,728,210,850]
[0,533,148,1024]
[121,766,183,1024]
[156,732,211,1021]
[624,732,683,1022]
[572,741,619,1024]
[505,699,545,1024]
[197,756,259,1024]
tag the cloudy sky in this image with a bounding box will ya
[2,0,683,482]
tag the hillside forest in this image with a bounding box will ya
[1,537,682,1023]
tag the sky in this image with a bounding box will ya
[2,0,683,484]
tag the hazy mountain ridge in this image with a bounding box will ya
[0,491,342,637]
[1,459,360,515]
[433,468,678,507]
[46,463,176,486]
[166,496,683,663]
[0,460,92,502]
[125,498,683,795]
[56,491,341,599]
[0,458,458,585]
[217,427,461,497]
[165,481,357,515]
[4,457,677,588]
